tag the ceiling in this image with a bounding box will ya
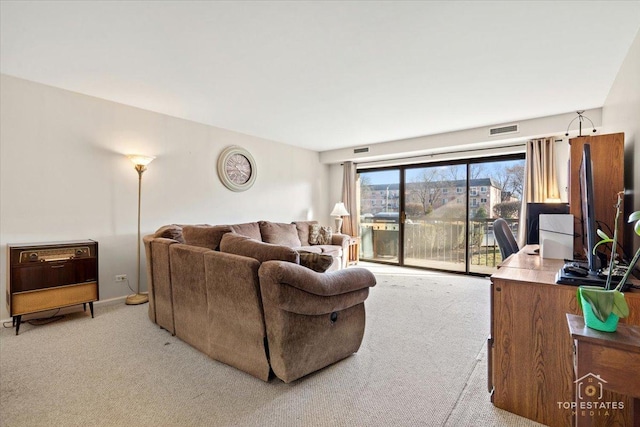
[1,1,639,152]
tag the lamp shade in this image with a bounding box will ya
[127,154,155,167]
[330,202,350,217]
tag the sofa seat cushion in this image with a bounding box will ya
[182,225,233,250]
[230,222,262,241]
[314,245,342,257]
[220,233,299,264]
[259,221,302,247]
[295,245,323,254]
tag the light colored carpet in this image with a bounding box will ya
[0,263,544,426]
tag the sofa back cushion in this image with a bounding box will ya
[182,225,233,250]
[259,221,302,247]
[292,221,318,246]
[220,233,299,264]
[230,222,262,241]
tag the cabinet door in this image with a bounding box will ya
[74,257,98,283]
[491,278,577,427]
[569,133,624,257]
[43,261,77,288]
[11,265,45,292]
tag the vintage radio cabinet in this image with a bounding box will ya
[6,240,99,334]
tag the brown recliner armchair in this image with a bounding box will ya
[259,261,375,383]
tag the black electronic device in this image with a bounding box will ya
[562,262,588,277]
[555,144,631,291]
[579,144,600,275]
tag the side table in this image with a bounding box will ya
[347,236,360,265]
[566,313,640,427]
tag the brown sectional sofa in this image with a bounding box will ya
[143,220,376,383]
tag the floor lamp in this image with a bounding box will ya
[126,154,155,305]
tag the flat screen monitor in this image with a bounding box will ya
[526,202,570,244]
[580,144,601,274]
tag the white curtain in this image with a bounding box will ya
[518,137,560,246]
[341,161,358,236]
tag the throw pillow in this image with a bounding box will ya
[154,224,185,243]
[298,251,334,273]
[259,221,302,247]
[309,224,332,245]
[292,220,318,246]
[219,233,299,264]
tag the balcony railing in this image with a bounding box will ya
[360,217,519,271]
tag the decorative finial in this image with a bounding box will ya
[565,111,597,137]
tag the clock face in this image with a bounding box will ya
[217,146,257,191]
[225,153,252,185]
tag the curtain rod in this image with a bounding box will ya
[351,142,528,168]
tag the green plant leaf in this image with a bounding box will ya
[596,229,610,240]
[579,287,628,321]
[579,287,614,322]
[634,220,640,237]
[628,210,640,223]
[593,237,613,254]
[612,290,629,318]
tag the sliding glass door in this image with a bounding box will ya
[468,158,524,274]
[359,169,400,264]
[358,154,525,275]
[404,164,467,272]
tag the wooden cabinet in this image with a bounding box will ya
[569,133,624,258]
[7,240,99,334]
[489,247,640,426]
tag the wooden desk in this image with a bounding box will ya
[489,246,640,426]
[566,314,640,427]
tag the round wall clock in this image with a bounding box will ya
[217,145,257,191]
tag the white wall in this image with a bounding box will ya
[0,74,329,320]
[602,29,640,250]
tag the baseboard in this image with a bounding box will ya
[1,295,129,324]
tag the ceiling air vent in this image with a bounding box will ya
[354,147,369,154]
[489,124,519,137]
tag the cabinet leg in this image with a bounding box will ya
[83,303,86,312]
[89,302,94,318]
[15,315,21,335]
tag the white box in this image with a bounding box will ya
[539,214,574,260]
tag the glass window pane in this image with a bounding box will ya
[359,169,400,264]
[468,159,525,274]
[404,165,467,272]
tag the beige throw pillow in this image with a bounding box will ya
[309,224,332,245]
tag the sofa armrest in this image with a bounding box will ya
[331,233,350,250]
[259,261,375,316]
[260,261,375,296]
